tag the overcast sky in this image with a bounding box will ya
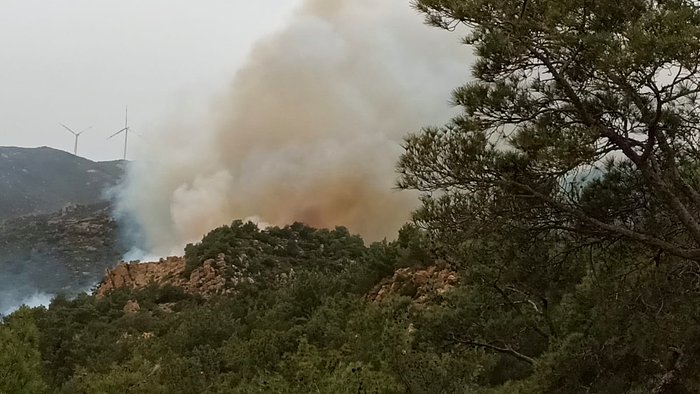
[0,1,301,161]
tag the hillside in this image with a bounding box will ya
[0,203,126,314]
[1,221,445,392]
[0,146,125,221]
[5,0,700,391]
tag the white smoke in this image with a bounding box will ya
[1,292,54,317]
[116,0,470,254]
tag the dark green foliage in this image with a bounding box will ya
[7,1,700,391]
[0,307,47,393]
[183,220,366,278]
[3,223,463,393]
[396,0,700,391]
[404,0,700,261]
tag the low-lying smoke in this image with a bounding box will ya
[117,0,468,254]
[1,293,54,317]
[0,260,67,316]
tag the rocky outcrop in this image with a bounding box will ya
[99,253,458,310]
[367,265,458,308]
[98,257,185,297]
[123,299,141,314]
[96,254,239,298]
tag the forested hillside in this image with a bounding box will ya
[4,0,700,392]
[1,223,440,392]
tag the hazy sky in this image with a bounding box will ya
[0,1,301,161]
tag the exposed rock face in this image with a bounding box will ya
[96,254,235,298]
[123,299,141,314]
[98,251,458,310]
[367,265,458,308]
[98,257,185,297]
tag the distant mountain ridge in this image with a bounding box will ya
[0,146,125,221]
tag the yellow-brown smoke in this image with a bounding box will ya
[117,0,468,254]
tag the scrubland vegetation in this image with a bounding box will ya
[6,0,700,392]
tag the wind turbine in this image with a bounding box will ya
[59,124,91,156]
[108,106,132,160]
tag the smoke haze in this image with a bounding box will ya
[117,0,469,254]
[1,293,54,317]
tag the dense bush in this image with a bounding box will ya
[6,0,700,391]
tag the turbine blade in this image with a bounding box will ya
[76,126,92,136]
[60,123,78,136]
[107,128,127,139]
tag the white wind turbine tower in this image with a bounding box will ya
[108,107,132,160]
[59,124,91,156]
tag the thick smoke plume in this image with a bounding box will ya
[117,0,468,254]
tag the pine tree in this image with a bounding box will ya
[400,0,700,260]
